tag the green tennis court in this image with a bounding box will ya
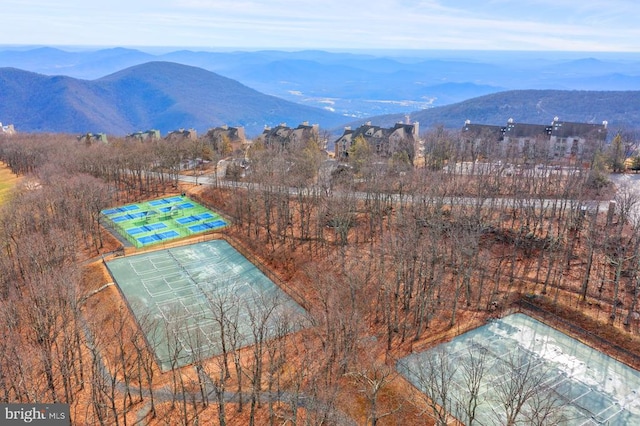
[398,313,640,425]
[106,240,307,371]
[101,195,227,248]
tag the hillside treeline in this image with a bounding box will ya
[0,131,639,425]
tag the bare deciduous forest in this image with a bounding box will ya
[1,131,640,425]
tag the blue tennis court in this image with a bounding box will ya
[103,205,141,215]
[137,230,180,245]
[176,216,197,225]
[111,211,147,222]
[101,196,228,248]
[176,213,214,225]
[157,203,193,213]
[127,223,167,235]
[188,220,227,233]
[148,196,183,206]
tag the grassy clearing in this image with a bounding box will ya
[0,163,20,206]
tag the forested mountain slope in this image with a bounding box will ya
[3,59,639,138]
[352,90,640,133]
[0,62,347,136]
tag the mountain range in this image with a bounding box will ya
[3,46,640,119]
[0,62,346,136]
[2,47,640,137]
[361,90,640,132]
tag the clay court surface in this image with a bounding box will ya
[106,239,307,370]
[398,313,640,425]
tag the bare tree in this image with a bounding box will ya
[453,345,489,426]
[245,292,280,426]
[489,349,561,426]
[131,311,162,419]
[406,347,456,426]
[347,363,398,426]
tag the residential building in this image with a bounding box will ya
[503,119,551,160]
[462,118,608,163]
[461,121,505,159]
[549,117,608,159]
[0,122,16,135]
[166,128,197,140]
[334,121,419,160]
[255,122,319,148]
[77,132,108,144]
[203,125,247,156]
[205,125,246,145]
[126,129,161,141]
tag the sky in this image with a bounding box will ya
[3,0,640,52]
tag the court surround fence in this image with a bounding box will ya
[517,297,640,369]
[396,311,640,425]
[105,239,308,371]
[100,195,227,248]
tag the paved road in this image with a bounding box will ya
[609,172,640,192]
[180,172,611,215]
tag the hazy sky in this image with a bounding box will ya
[3,0,640,51]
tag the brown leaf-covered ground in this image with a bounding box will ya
[76,179,640,425]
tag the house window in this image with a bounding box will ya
[571,139,579,155]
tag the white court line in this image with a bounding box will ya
[167,277,193,291]
[135,244,303,361]
[150,258,177,271]
[183,302,209,317]
[128,259,156,276]
[141,278,176,298]
[599,413,623,425]
[541,369,569,389]
[158,305,191,323]
[142,280,172,298]
[173,325,218,354]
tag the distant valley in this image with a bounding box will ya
[2,47,640,136]
[0,62,346,136]
[364,90,640,133]
[3,47,640,118]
